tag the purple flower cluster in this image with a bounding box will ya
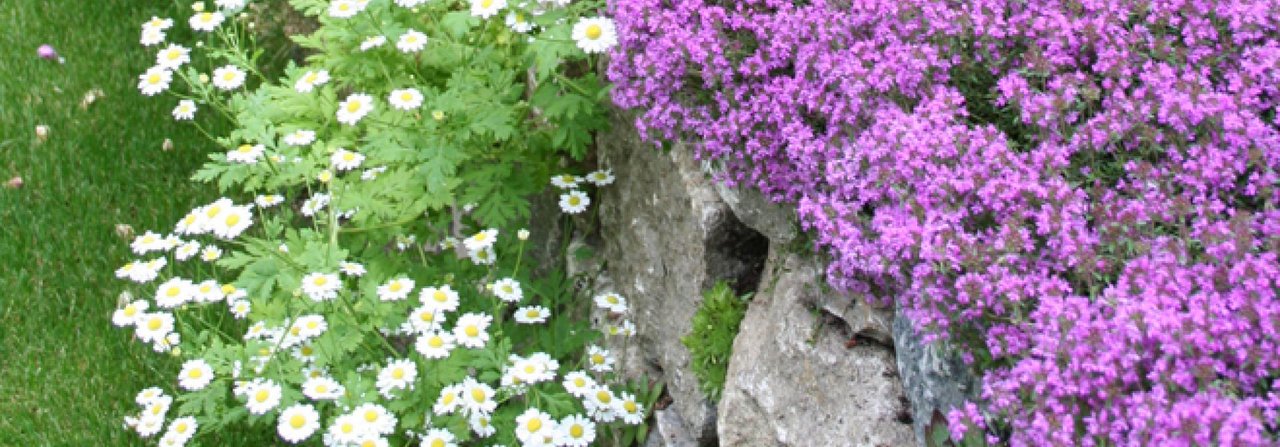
[608,0,1280,444]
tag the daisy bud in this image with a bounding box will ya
[115,224,135,241]
[34,125,49,142]
[117,290,134,307]
[198,73,209,83]
[162,138,174,151]
[432,110,445,121]
[517,229,530,240]
[171,347,182,356]
[4,177,22,189]
[192,2,205,12]
[37,44,57,60]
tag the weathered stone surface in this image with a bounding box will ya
[711,175,799,245]
[718,251,915,447]
[595,115,769,443]
[893,312,982,446]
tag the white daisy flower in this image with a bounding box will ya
[594,292,628,313]
[282,129,316,146]
[138,67,172,96]
[375,359,417,397]
[294,69,330,93]
[135,313,175,343]
[330,148,365,171]
[178,359,214,390]
[491,277,522,303]
[189,11,225,32]
[301,376,344,401]
[469,246,496,265]
[461,377,497,414]
[550,174,580,189]
[135,415,165,438]
[140,27,167,46]
[228,300,250,319]
[163,416,198,443]
[339,261,366,276]
[301,272,341,301]
[155,278,194,309]
[291,315,328,338]
[210,205,253,239]
[470,0,506,19]
[586,345,614,372]
[244,380,283,415]
[155,44,190,70]
[326,414,368,444]
[143,16,174,32]
[277,404,321,444]
[414,331,455,359]
[255,194,284,208]
[130,231,167,255]
[387,88,423,110]
[505,11,533,33]
[192,280,226,303]
[359,35,387,51]
[172,100,197,120]
[514,306,550,324]
[352,403,396,435]
[226,143,265,164]
[301,193,330,217]
[616,392,645,424]
[376,277,415,301]
[585,386,618,422]
[396,29,428,53]
[463,228,498,253]
[562,371,596,398]
[215,0,248,10]
[419,285,460,312]
[408,305,445,334]
[452,313,492,348]
[200,245,223,262]
[212,65,247,90]
[135,387,167,406]
[328,0,363,18]
[470,411,497,438]
[421,429,456,447]
[572,17,618,54]
[433,384,464,415]
[585,169,615,186]
[557,414,596,447]
[559,190,590,214]
[336,93,374,125]
[514,408,556,446]
[112,300,149,327]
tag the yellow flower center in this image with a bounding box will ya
[341,422,354,433]
[301,346,314,356]
[147,318,163,331]
[591,354,605,365]
[570,424,584,438]
[290,327,302,336]
[315,384,328,393]
[442,393,455,404]
[166,50,181,60]
[471,388,486,403]
[526,310,539,318]
[313,276,327,286]
[304,73,318,83]
[569,197,581,206]
[199,12,213,23]
[221,284,236,294]
[225,214,240,227]
[147,74,162,84]
[343,153,356,161]
[420,311,435,322]
[625,401,638,413]
[524,365,536,374]
[175,422,188,433]
[289,414,306,428]
[502,285,513,294]
[189,369,202,379]
[392,368,405,380]
[389,282,403,292]
[597,390,612,403]
[433,291,447,302]
[223,71,237,81]
[364,410,378,422]
[573,378,585,387]
[205,205,222,218]
[346,101,362,113]
[124,305,138,317]
[586,24,603,40]
[338,4,350,11]
[362,441,377,447]
[464,325,479,337]
[401,92,414,102]
[166,286,181,297]
[431,440,445,447]
[526,418,542,432]
[254,389,269,403]
[428,336,444,348]
[306,321,318,330]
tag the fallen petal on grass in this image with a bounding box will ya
[5,176,23,189]
[35,125,49,143]
[114,224,135,241]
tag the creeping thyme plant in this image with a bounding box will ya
[610,0,1280,445]
[115,0,647,445]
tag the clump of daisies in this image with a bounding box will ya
[116,0,645,445]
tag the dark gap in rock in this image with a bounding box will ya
[703,210,770,296]
[816,306,896,352]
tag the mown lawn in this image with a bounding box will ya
[0,1,222,444]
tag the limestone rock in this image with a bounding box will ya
[893,311,982,445]
[595,116,769,443]
[718,251,915,447]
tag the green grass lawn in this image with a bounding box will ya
[0,1,223,444]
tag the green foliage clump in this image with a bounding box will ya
[681,281,749,402]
